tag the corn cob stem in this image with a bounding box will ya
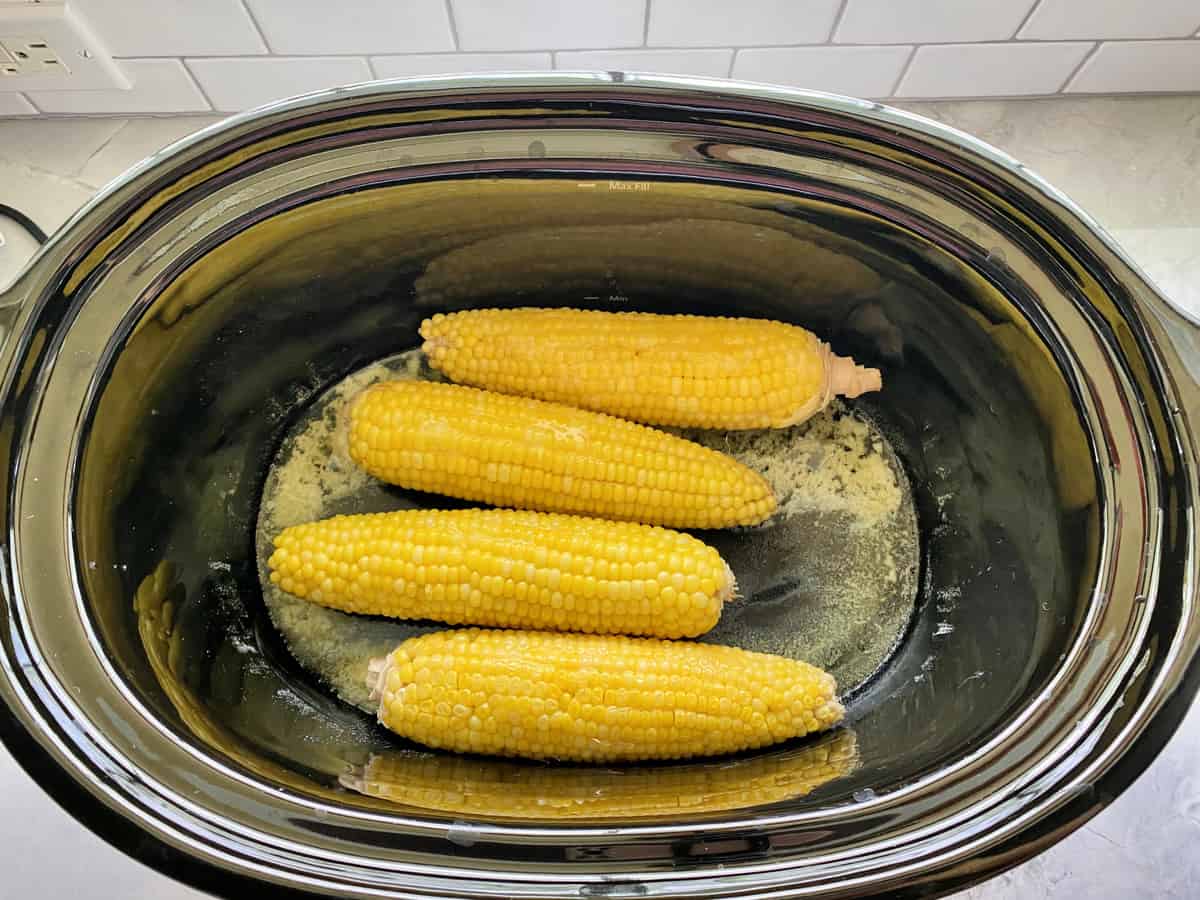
[829,353,884,399]
[421,308,882,430]
[348,380,776,529]
[269,508,735,639]
[369,629,843,763]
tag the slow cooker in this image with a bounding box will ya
[0,74,1197,899]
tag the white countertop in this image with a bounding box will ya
[1,95,1198,900]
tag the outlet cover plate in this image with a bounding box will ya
[0,1,127,91]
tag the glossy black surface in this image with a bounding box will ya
[72,171,1095,808]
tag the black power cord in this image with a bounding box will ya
[0,203,48,245]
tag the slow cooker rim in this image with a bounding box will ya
[0,73,1196,900]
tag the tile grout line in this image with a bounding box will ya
[641,0,651,47]
[106,36,1200,65]
[70,117,131,177]
[13,89,1196,119]
[1010,0,1046,40]
[885,87,1166,101]
[1058,41,1103,93]
[888,44,919,98]
[821,37,1119,47]
[726,48,737,78]
[826,0,851,45]
[21,90,49,114]
[235,0,274,54]
[1020,33,1200,42]
[442,0,462,51]
[180,59,220,113]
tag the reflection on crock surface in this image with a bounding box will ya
[340,730,859,820]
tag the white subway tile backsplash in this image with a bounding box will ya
[452,0,644,51]
[71,0,266,57]
[0,94,36,117]
[245,0,454,55]
[26,60,211,114]
[556,49,733,78]
[372,53,552,78]
[2,1,1198,114]
[1066,40,1200,93]
[186,57,373,112]
[897,42,1092,98]
[836,0,1036,44]
[734,46,911,98]
[649,0,840,47]
[1020,0,1200,40]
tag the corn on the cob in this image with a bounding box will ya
[348,380,775,528]
[341,730,858,818]
[421,308,882,430]
[369,629,843,762]
[269,509,734,639]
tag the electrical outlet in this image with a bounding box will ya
[0,1,127,91]
[0,36,70,77]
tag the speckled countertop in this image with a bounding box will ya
[1,95,1198,899]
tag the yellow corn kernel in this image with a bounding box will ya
[421,307,881,430]
[268,509,733,639]
[368,629,843,762]
[341,730,858,818]
[348,380,775,529]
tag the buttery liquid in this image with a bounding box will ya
[255,351,918,712]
